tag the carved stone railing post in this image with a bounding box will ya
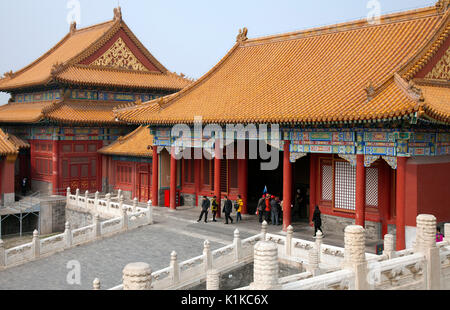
[206,269,220,290]
[32,229,40,259]
[122,262,152,290]
[75,189,80,207]
[94,191,99,213]
[106,193,111,209]
[444,223,450,245]
[285,225,293,257]
[343,225,368,290]
[117,189,122,200]
[306,247,320,276]
[64,222,72,249]
[170,251,180,285]
[203,240,212,272]
[314,230,323,263]
[133,198,138,213]
[93,214,101,239]
[0,239,5,267]
[147,200,153,224]
[415,214,440,290]
[261,221,268,241]
[85,190,89,209]
[66,187,71,205]
[249,241,280,290]
[383,234,395,259]
[93,278,101,290]
[234,229,242,262]
[122,204,128,231]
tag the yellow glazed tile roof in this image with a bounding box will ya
[0,21,115,90]
[0,98,129,125]
[117,5,450,125]
[43,100,124,125]
[0,129,19,155]
[6,133,30,150]
[0,9,192,92]
[98,126,153,157]
[0,101,53,123]
[55,65,191,91]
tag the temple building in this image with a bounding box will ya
[0,7,191,201]
[116,1,450,250]
[0,129,30,206]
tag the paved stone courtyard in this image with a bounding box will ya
[0,206,380,290]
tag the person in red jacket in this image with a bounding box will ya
[264,194,272,223]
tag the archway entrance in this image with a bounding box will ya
[292,154,311,223]
[247,149,283,215]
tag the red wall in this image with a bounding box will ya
[405,163,418,227]
[1,157,15,194]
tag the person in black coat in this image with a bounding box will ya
[312,205,323,237]
[197,196,210,223]
[222,195,233,224]
[257,195,265,223]
[270,197,280,226]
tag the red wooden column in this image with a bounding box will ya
[1,155,16,200]
[170,147,177,210]
[194,158,201,206]
[396,157,407,250]
[214,141,222,218]
[380,163,391,237]
[238,156,248,214]
[309,154,317,224]
[355,154,366,227]
[283,140,292,231]
[151,149,159,206]
[52,140,59,195]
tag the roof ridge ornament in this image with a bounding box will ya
[156,97,165,109]
[364,80,376,101]
[436,0,450,13]
[51,62,65,76]
[113,6,122,21]
[408,80,425,102]
[3,70,15,79]
[70,21,77,35]
[236,27,248,43]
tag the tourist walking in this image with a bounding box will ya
[294,188,303,218]
[436,227,444,242]
[21,177,27,196]
[197,196,210,223]
[264,194,272,223]
[257,195,265,223]
[270,196,280,225]
[211,196,219,222]
[312,205,323,237]
[223,195,233,224]
[236,195,243,223]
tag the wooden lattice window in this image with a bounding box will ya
[365,167,379,207]
[320,159,333,202]
[319,156,380,212]
[334,160,356,211]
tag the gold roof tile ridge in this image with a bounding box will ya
[401,9,450,80]
[243,5,440,47]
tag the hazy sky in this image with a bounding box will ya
[0,0,437,103]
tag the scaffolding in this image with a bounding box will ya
[0,192,41,239]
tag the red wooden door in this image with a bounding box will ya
[66,158,97,193]
[139,172,149,202]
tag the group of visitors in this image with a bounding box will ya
[197,194,244,225]
[196,190,323,238]
[256,193,282,226]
